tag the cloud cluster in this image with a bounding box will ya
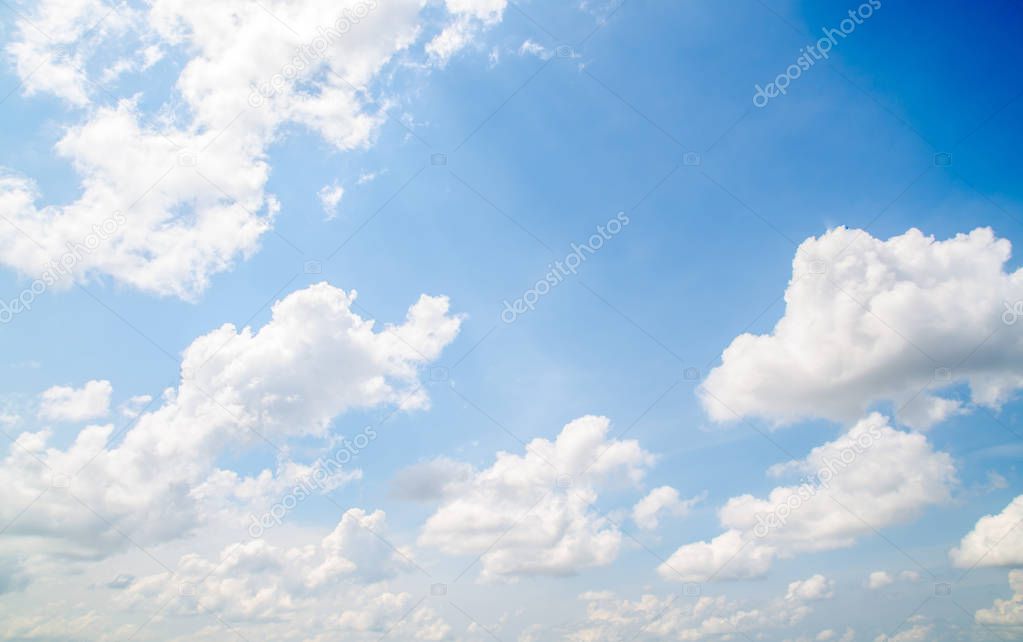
[975,569,1023,628]
[700,227,1023,429]
[659,414,956,581]
[567,574,830,641]
[38,379,112,422]
[950,494,1023,568]
[632,485,704,530]
[418,415,656,580]
[0,283,460,586]
[0,0,495,298]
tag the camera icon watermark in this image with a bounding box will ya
[177,150,198,167]
[934,367,952,382]
[430,583,447,596]
[934,152,952,167]
[682,582,701,597]
[934,582,952,597]
[556,45,575,58]
[304,260,322,274]
[1003,301,1023,325]
[683,152,701,166]
[555,474,573,489]
[429,366,449,382]
[430,153,447,166]
[683,367,700,381]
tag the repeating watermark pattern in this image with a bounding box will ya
[247,425,377,537]
[0,212,126,324]
[247,1,379,108]
[1003,300,1023,325]
[753,422,884,538]
[501,212,631,323]
[753,0,882,108]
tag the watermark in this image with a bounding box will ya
[1003,300,1022,325]
[753,421,883,538]
[753,0,881,108]
[247,425,377,537]
[247,0,379,108]
[501,212,630,324]
[0,212,126,324]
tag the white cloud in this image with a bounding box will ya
[518,39,552,59]
[124,509,410,617]
[659,414,956,581]
[700,227,1023,429]
[0,283,461,584]
[950,494,1023,568]
[426,0,508,66]
[1,0,503,299]
[632,486,703,530]
[567,576,823,641]
[873,623,931,642]
[38,380,112,422]
[418,415,656,580]
[867,570,893,590]
[117,508,452,639]
[786,574,835,601]
[318,182,345,220]
[975,569,1023,628]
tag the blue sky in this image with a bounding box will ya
[0,0,1022,640]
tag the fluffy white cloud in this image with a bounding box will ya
[0,283,460,584]
[975,569,1023,628]
[700,227,1023,429]
[125,509,408,616]
[318,182,345,220]
[426,0,507,66]
[950,494,1023,568]
[418,415,656,580]
[659,414,956,581]
[867,570,893,590]
[566,576,824,641]
[786,574,835,601]
[874,623,931,642]
[1,0,503,298]
[632,486,704,530]
[38,380,112,422]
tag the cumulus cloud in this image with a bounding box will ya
[0,283,460,584]
[418,415,656,580]
[700,227,1023,429]
[566,575,825,641]
[318,182,345,220]
[867,570,893,589]
[951,494,1023,568]
[659,414,956,581]
[1,0,504,298]
[38,380,112,422]
[873,623,932,642]
[632,486,704,530]
[975,569,1023,628]
[786,574,835,601]
[117,508,452,639]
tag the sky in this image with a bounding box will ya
[0,0,1022,640]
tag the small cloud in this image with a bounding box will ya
[867,570,893,589]
[518,39,552,60]
[38,380,112,422]
[318,182,344,220]
[356,170,382,185]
